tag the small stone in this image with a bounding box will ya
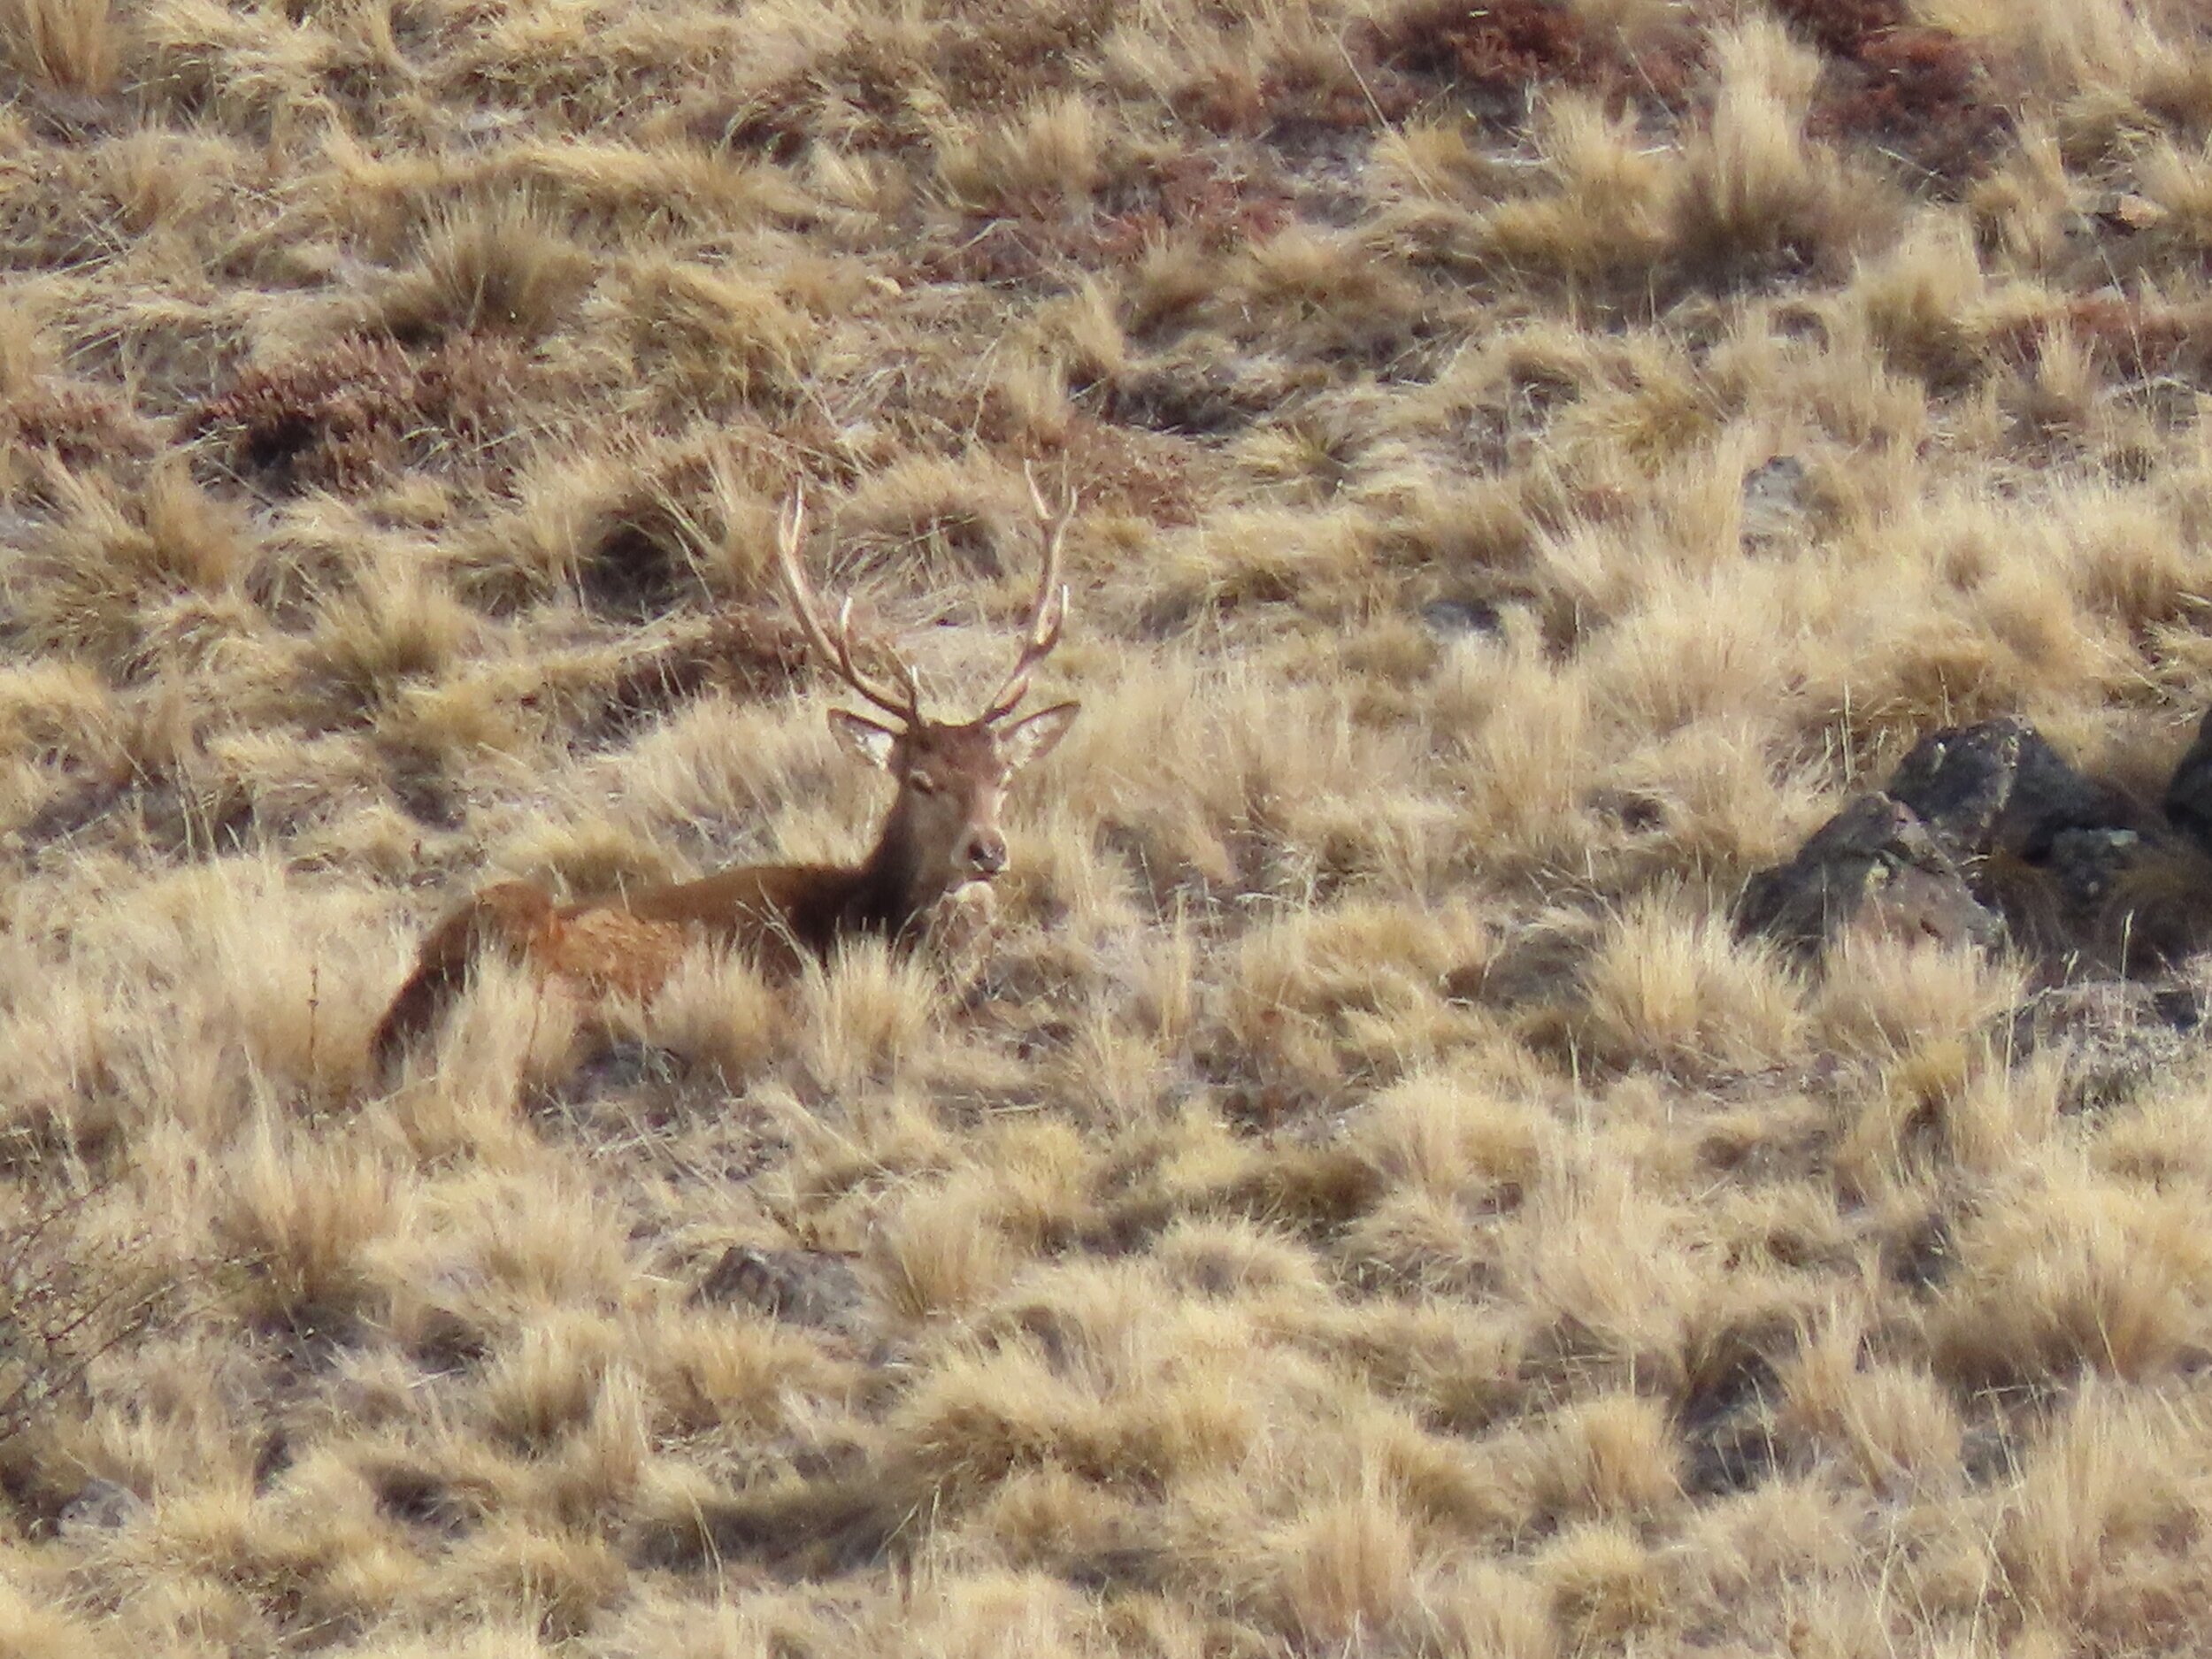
[2093,192,2168,234]
[1418,598,1502,640]
[1740,455,1810,546]
[695,1245,865,1335]
[58,1479,146,1537]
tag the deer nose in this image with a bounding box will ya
[965,833,1008,879]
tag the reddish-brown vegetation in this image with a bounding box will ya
[1770,0,1910,58]
[183,334,530,495]
[1774,0,2015,188]
[3,380,157,476]
[587,606,813,739]
[1092,153,1300,262]
[711,1,1117,158]
[1363,0,1703,122]
[1989,296,2212,383]
[1372,0,1589,95]
[1812,27,2014,188]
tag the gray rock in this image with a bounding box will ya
[1881,717,2025,859]
[1418,598,1503,641]
[58,1478,146,1537]
[1734,793,2004,956]
[1877,715,2212,970]
[2163,706,2212,858]
[2048,827,2146,908]
[1740,455,1811,546]
[1886,715,2146,864]
[694,1245,864,1335]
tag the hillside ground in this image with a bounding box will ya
[8,1,2212,1655]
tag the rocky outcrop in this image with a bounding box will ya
[1736,715,2197,965]
[1886,715,2153,895]
[1734,791,2001,956]
[2162,705,2212,857]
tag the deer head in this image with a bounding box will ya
[773,478,1081,902]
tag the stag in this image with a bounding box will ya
[369,481,1081,1073]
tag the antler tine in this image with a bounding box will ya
[831,595,924,721]
[980,469,1076,724]
[773,486,923,726]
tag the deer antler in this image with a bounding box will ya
[979,469,1074,725]
[774,486,924,726]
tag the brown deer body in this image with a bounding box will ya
[369,485,1079,1074]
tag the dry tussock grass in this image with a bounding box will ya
[11,0,2212,1654]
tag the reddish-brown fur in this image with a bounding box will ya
[369,483,1079,1076]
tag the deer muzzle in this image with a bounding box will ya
[963,831,1010,880]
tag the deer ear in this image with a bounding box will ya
[828,709,900,769]
[1000,700,1079,771]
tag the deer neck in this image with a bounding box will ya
[845,792,949,938]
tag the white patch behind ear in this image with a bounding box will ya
[1001,700,1079,771]
[828,709,899,769]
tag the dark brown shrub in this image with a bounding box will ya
[718,2,1117,158]
[3,381,155,476]
[1362,0,1702,125]
[1773,4,2015,191]
[586,606,811,740]
[1987,297,2212,384]
[937,0,1118,113]
[184,334,527,495]
[1167,50,1418,142]
[1023,411,1198,525]
[1770,0,1910,58]
[1809,27,2014,191]
[1088,153,1298,264]
[1373,0,1587,92]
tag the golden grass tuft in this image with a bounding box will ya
[1778,1305,1963,1494]
[1266,1484,1419,1647]
[0,0,119,96]
[0,1578,99,1659]
[1996,1381,2212,1643]
[299,568,476,722]
[1577,887,1807,1079]
[790,938,941,1095]
[937,94,1108,214]
[620,258,816,411]
[218,1124,401,1333]
[1536,1521,1671,1647]
[375,195,594,344]
[5,461,253,674]
[611,945,780,1082]
[871,1177,1016,1323]
[480,1313,622,1451]
[1929,1168,2212,1387]
[1521,1392,1684,1525]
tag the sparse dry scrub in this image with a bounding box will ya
[12,0,2212,1655]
